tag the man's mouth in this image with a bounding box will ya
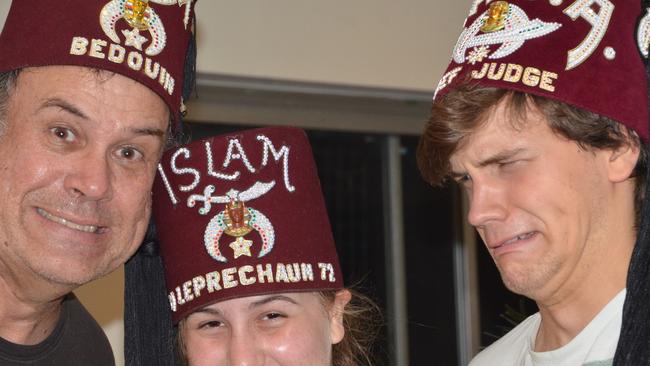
[496,232,536,248]
[36,208,101,234]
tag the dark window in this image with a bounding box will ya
[401,136,458,366]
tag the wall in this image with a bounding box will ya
[0,1,469,364]
[194,0,467,90]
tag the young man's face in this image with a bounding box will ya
[0,66,169,288]
[449,98,638,301]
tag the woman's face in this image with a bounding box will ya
[181,290,350,366]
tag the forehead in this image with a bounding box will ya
[10,65,169,127]
[196,292,322,313]
[451,99,551,162]
[17,65,155,99]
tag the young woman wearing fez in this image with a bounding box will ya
[124,126,381,366]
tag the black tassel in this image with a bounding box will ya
[613,3,650,364]
[124,222,180,366]
[124,5,197,366]
[177,18,198,139]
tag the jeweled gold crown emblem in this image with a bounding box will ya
[481,1,510,33]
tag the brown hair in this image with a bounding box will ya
[323,289,382,366]
[176,289,382,366]
[417,84,647,222]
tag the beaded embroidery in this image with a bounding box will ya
[230,237,253,259]
[149,0,194,29]
[204,141,240,181]
[100,0,168,56]
[637,8,650,59]
[452,3,562,65]
[170,148,200,192]
[122,28,148,51]
[223,138,257,173]
[468,45,491,65]
[563,0,614,70]
[603,47,616,61]
[433,67,462,100]
[196,181,277,263]
[257,135,296,192]
[158,163,178,205]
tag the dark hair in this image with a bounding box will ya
[417,84,647,223]
[176,289,382,366]
[0,69,20,131]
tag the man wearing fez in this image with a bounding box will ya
[418,1,650,365]
[0,0,196,364]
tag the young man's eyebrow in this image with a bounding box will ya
[476,147,527,167]
[449,147,527,179]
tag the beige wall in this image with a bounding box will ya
[0,1,469,364]
[195,0,467,90]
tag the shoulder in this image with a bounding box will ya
[60,294,115,365]
[469,313,541,366]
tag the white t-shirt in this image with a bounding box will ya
[469,289,625,366]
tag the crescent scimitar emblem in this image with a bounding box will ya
[100,0,167,56]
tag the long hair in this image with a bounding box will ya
[325,289,383,366]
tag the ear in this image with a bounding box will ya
[606,139,640,183]
[329,289,352,344]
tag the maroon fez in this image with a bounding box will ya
[0,0,197,121]
[153,126,344,323]
[434,1,649,141]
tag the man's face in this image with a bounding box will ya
[449,99,635,300]
[0,66,169,287]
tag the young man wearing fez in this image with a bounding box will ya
[0,1,197,364]
[418,1,650,365]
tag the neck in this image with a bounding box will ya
[531,178,636,352]
[533,207,634,351]
[0,258,72,345]
[534,284,625,352]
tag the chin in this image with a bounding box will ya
[31,257,112,288]
[499,265,539,295]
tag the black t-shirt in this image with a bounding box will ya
[0,293,115,365]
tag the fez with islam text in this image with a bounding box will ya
[153,126,344,323]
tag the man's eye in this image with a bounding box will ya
[117,146,143,161]
[455,174,471,184]
[263,312,285,321]
[50,127,75,142]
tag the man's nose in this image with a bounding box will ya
[466,178,508,228]
[63,151,112,201]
